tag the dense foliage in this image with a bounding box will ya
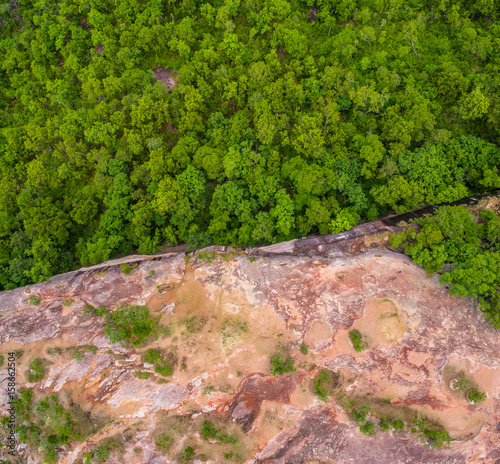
[390,205,500,327]
[1,0,500,289]
[2,388,101,463]
[84,303,160,345]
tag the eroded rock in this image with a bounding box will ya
[0,238,499,463]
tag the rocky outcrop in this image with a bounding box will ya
[0,226,499,464]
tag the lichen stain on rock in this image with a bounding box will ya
[0,249,499,463]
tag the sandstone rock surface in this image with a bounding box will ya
[0,225,499,464]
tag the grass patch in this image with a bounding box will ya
[28,294,40,305]
[178,446,196,463]
[120,263,138,274]
[197,250,217,263]
[63,299,74,306]
[203,385,215,395]
[26,358,46,382]
[155,434,172,454]
[270,353,295,376]
[299,342,308,355]
[72,345,98,361]
[46,347,63,356]
[348,329,367,352]
[311,370,340,402]
[200,420,237,444]
[221,319,248,339]
[87,434,125,463]
[184,315,207,334]
[151,411,250,463]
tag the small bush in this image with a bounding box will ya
[454,374,470,391]
[203,386,214,395]
[179,446,196,463]
[360,421,376,435]
[92,436,124,463]
[390,418,405,430]
[379,418,392,431]
[270,353,295,376]
[134,371,151,379]
[351,406,370,424]
[422,427,452,448]
[46,347,62,356]
[155,434,172,454]
[299,342,308,355]
[312,370,339,402]
[26,358,46,382]
[142,349,173,377]
[28,294,40,305]
[94,444,111,463]
[155,359,173,377]
[348,329,367,352]
[198,251,216,262]
[143,349,162,364]
[63,299,74,306]
[120,263,137,274]
[104,304,158,346]
[467,388,487,403]
[72,351,84,361]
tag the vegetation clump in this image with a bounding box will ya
[5,388,104,463]
[142,349,174,377]
[299,342,308,354]
[185,315,207,334]
[155,434,172,454]
[120,263,138,274]
[312,369,339,402]
[340,395,452,447]
[178,446,196,463]
[83,435,125,464]
[202,385,215,395]
[269,353,295,376]
[348,329,367,352]
[390,205,500,327]
[200,420,237,444]
[28,294,40,306]
[466,388,487,404]
[26,358,46,382]
[84,304,160,347]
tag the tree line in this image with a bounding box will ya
[0,0,499,289]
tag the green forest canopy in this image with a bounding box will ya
[390,205,500,327]
[1,0,500,289]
